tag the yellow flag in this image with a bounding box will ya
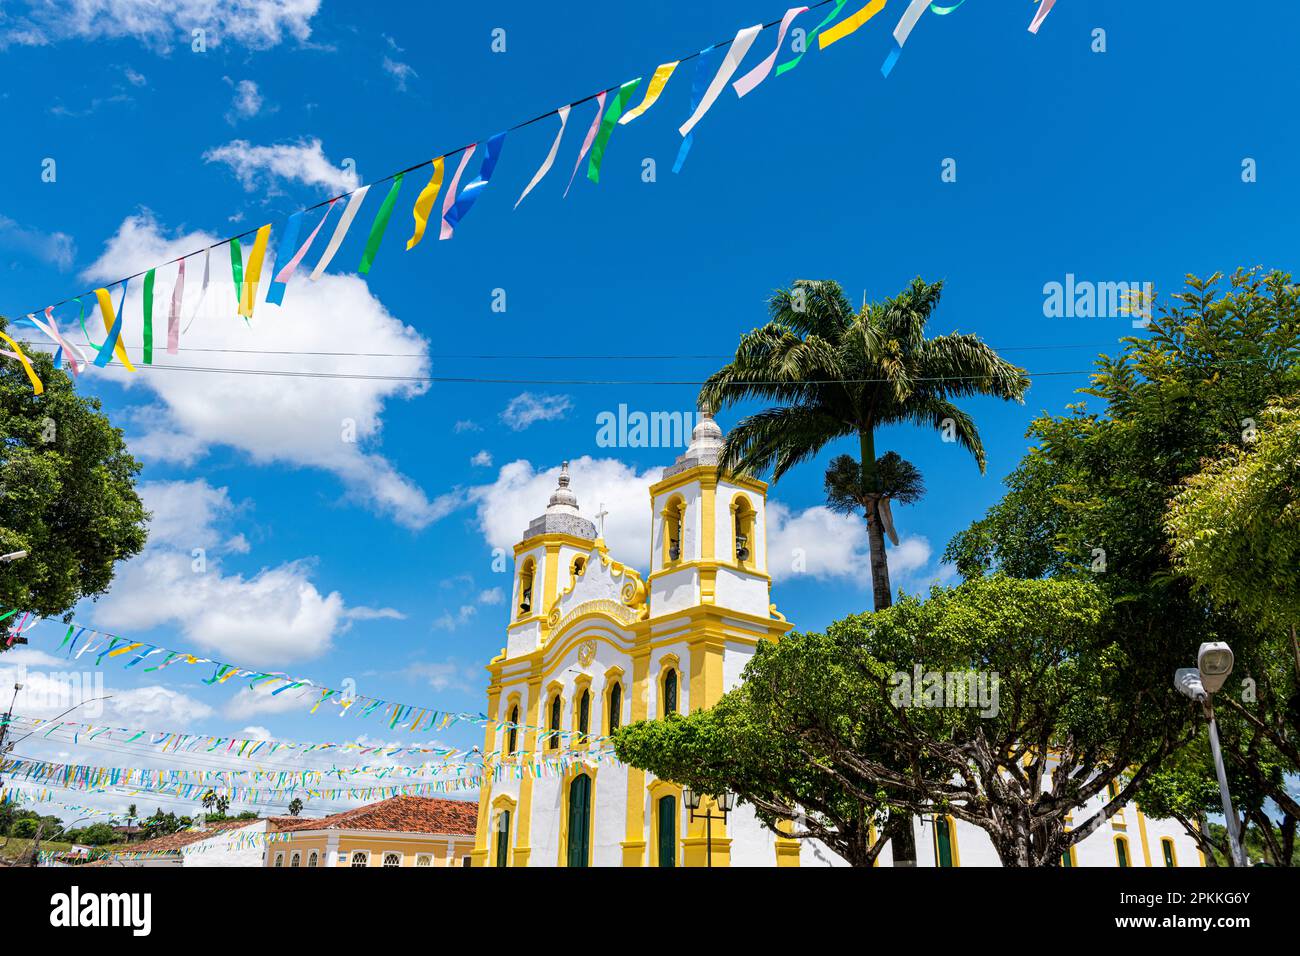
[0,328,43,394]
[819,0,888,49]
[407,157,445,250]
[240,224,272,318]
[619,61,679,125]
[93,288,136,371]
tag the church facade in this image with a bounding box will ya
[469,411,1205,868]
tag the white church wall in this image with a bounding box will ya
[713,568,770,618]
[722,643,754,692]
[593,765,628,867]
[181,820,269,868]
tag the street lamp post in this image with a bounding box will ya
[1174,641,1247,867]
[0,682,22,788]
[682,786,735,868]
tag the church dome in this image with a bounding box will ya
[522,461,597,541]
[663,401,725,478]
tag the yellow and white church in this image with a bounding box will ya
[469,410,1204,868]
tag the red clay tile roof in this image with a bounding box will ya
[125,819,261,854]
[269,795,477,836]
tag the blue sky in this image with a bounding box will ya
[2,0,1297,817]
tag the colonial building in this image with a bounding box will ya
[470,410,1205,868]
[265,795,477,868]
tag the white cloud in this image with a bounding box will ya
[0,0,323,52]
[382,56,417,92]
[203,137,358,194]
[223,681,314,719]
[432,605,477,631]
[407,660,476,693]
[0,213,75,269]
[79,211,450,529]
[344,606,406,621]
[500,392,572,431]
[465,456,659,560]
[242,725,272,739]
[477,588,503,606]
[766,502,931,583]
[0,656,214,725]
[470,450,493,467]
[89,479,364,666]
[453,420,481,433]
[225,78,264,123]
[123,65,147,86]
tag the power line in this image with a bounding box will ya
[0,0,841,321]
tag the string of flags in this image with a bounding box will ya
[1,749,618,805]
[1,711,602,765]
[4,607,614,746]
[0,1,1057,396]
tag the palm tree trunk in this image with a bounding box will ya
[866,497,893,612]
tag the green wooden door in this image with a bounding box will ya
[566,775,592,867]
[495,810,510,868]
[935,817,953,867]
[657,795,676,867]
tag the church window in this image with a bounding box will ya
[663,497,686,564]
[566,774,592,867]
[495,810,511,868]
[517,559,536,617]
[274,852,284,867]
[548,694,562,750]
[383,852,402,867]
[506,705,519,754]
[307,851,318,868]
[578,689,591,737]
[1161,838,1177,867]
[657,794,677,868]
[350,851,369,867]
[732,496,756,565]
[663,668,678,716]
[415,854,432,867]
[608,683,622,732]
[571,556,586,580]
[290,852,301,867]
[934,816,955,867]
[1114,836,1130,867]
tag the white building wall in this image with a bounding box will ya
[181,820,269,867]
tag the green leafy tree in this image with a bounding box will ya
[0,318,147,627]
[619,576,1187,866]
[947,268,1300,863]
[288,798,303,817]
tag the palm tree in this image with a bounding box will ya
[701,278,1028,611]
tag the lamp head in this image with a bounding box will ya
[717,791,736,813]
[1174,667,1206,702]
[1197,642,1234,694]
[682,786,700,811]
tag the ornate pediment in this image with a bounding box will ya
[544,543,648,638]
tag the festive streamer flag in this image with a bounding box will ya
[359,174,404,274]
[440,147,476,239]
[407,159,446,248]
[733,7,808,98]
[587,79,643,183]
[1028,0,1055,33]
[776,0,847,75]
[167,259,185,354]
[930,0,966,11]
[92,284,136,371]
[818,0,887,49]
[678,24,762,139]
[229,238,244,306]
[619,61,678,125]
[0,329,42,394]
[311,186,371,279]
[183,249,211,335]
[277,200,336,286]
[443,131,507,230]
[673,46,722,174]
[265,212,301,306]
[882,0,932,77]
[565,93,606,197]
[239,224,272,317]
[142,268,156,364]
[515,107,569,209]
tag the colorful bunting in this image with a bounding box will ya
[733,7,808,98]
[587,79,643,183]
[565,94,606,197]
[407,159,446,247]
[229,237,243,304]
[239,223,272,317]
[167,258,185,354]
[142,268,156,364]
[0,328,43,394]
[818,0,887,50]
[1028,0,1055,33]
[678,24,763,139]
[92,284,135,371]
[440,146,476,239]
[443,131,508,230]
[275,200,336,287]
[515,108,569,209]
[777,0,847,74]
[618,61,678,125]
[673,46,722,174]
[266,210,301,304]
[882,0,932,77]
[359,174,404,274]
[312,186,370,278]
